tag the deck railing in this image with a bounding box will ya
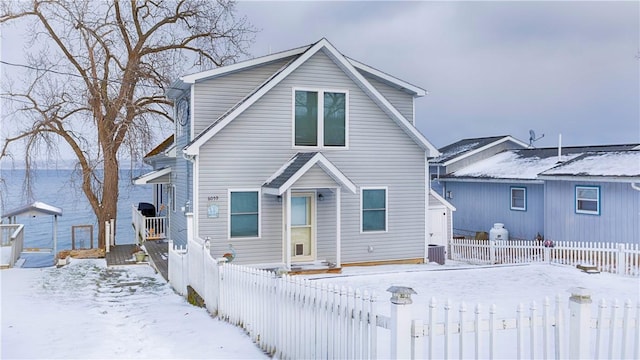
[0,224,25,268]
[131,205,167,244]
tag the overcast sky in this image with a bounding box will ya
[1,1,638,156]
[236,1,640,148]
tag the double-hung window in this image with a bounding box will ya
[294,89,347,148]
[361,187,387,232]
[229,190,260,238]
[576,186,600,215]
[510,187,526,211]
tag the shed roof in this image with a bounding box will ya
[2,201,62,218]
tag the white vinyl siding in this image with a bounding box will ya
[576,186,600,215]
[195,50,426,265]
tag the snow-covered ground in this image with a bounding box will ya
[1,259,638,359]
[1,260,268,359]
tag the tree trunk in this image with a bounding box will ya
[96,156,120,249]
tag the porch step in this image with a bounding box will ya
[289,261,341,275]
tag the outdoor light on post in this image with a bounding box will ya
[387,286,417,359]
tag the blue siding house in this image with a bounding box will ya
[539,150,640,243]
[433,138,639,242]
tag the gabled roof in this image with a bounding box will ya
[2,201,62,218]
[262,152,357,195]
[167,42,427,99]
[177,38,439,157]
[143,135,175,162]
[539,150,640,181]
[431,135,529,165]
[133,167,172,185]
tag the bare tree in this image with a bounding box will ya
[0,0,254,248]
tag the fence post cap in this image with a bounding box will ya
[387,286,417,304]
[569,287,592,302]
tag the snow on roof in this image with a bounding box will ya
[541,151,640,177]
[447,150,582,180]
[2,201,63,218]
[433,142,480,163]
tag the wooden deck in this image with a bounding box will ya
[144,240,169,281]
[105,241,169,282]
[105,244,138,266]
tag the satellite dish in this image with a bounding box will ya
[528,129,544,147]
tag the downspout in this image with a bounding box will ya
[631,183,640,191]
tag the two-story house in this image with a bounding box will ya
[135,39,440,270]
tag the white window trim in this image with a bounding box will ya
[575,185,600,215]
[170,185,177,213]
[360,186,388,233]
[292,87,349,149]
[228,188,262,239]
[510,186,527,211]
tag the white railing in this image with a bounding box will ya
[131,205,167,244]
[450,239,640,276]
[0,224,25,268]
[169,237,639,359]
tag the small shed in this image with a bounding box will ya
[2,201,63,263]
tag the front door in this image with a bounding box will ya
[291,192,315,261]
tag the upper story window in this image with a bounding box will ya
[510,187,526,211]
[576,186,600,215]
[294,89,347,148]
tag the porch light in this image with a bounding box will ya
[277,195,282,203]
[318,193,324,201]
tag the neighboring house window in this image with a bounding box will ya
[361,187,387,232]
[510,187,526,211]
[294,89,347,147]
[576,186,600,215]
[229,190,260,238]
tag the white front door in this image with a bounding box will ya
[428,207,447,247]
[291,192,315,261]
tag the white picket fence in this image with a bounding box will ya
[168,234,639,359]
[449,239,640,276]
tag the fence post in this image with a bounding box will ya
[490,240,496,264]
[105,221,110,253]
[568,287,592,360]
[544,246,551,264]
[387,286,416,360]
[617,243,626,275]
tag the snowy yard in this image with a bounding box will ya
[305,262,640,318]
[1,259,638,359]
